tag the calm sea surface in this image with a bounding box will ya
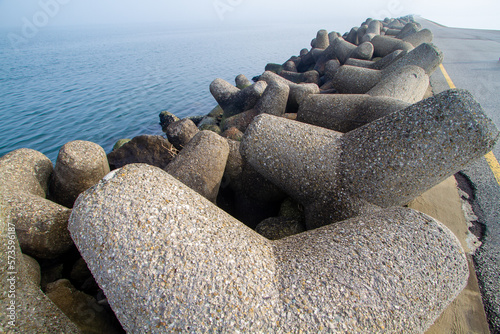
[0,21,353,162]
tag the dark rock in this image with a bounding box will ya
[112,139,130,151]
[107,135,177,171]
[187,115,204,126]
[283,60,297,72]
[199,124,222,135]
[166,118,199,150]
[50,140,110,208]
[265,63,283,74]
[279,197,305,221]
[70,258,92,288]
[197,116,218,129]
[45,279,122,334]
[41,263,64,292]
[159,111,180,132]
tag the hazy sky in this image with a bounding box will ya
[0,0,499,31]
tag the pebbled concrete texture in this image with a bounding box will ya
[0,194,80,333]
[69,163,469,333]
[242,90,499,228]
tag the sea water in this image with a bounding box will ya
[0,21,354,162]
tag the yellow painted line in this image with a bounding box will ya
[439,64,500,186]
[439,64,456,89]
[485,152,500,185]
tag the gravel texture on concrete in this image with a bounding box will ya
[297,94,410,133]
[50,140,110,208]
[0,196,80,333]
[0,149,73,259]
[166,130,229,203]
[69,163,469,333]
[242,89,499,228]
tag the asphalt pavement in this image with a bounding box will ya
[417,17,500,332]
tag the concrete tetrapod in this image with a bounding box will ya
[69,163,469,333]
[241,89,499,229]
[0,149,74,259]
[297,94,410,132]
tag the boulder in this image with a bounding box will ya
[50,140,110,208]
[166,118,199,150]
[166,131,229,202]
[69,164,469,333]
[159,111,180,132]
[112,139,130,151]
[107,135,177,170]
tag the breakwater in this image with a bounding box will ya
[1,15,499,333]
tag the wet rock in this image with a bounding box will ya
[50,140,110,208]
[199,124,222,135]
[112,139,131,151]
[166,118,199,150]
[159,111,180,132]
[107,135,177,171]
[166,131,229,202]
